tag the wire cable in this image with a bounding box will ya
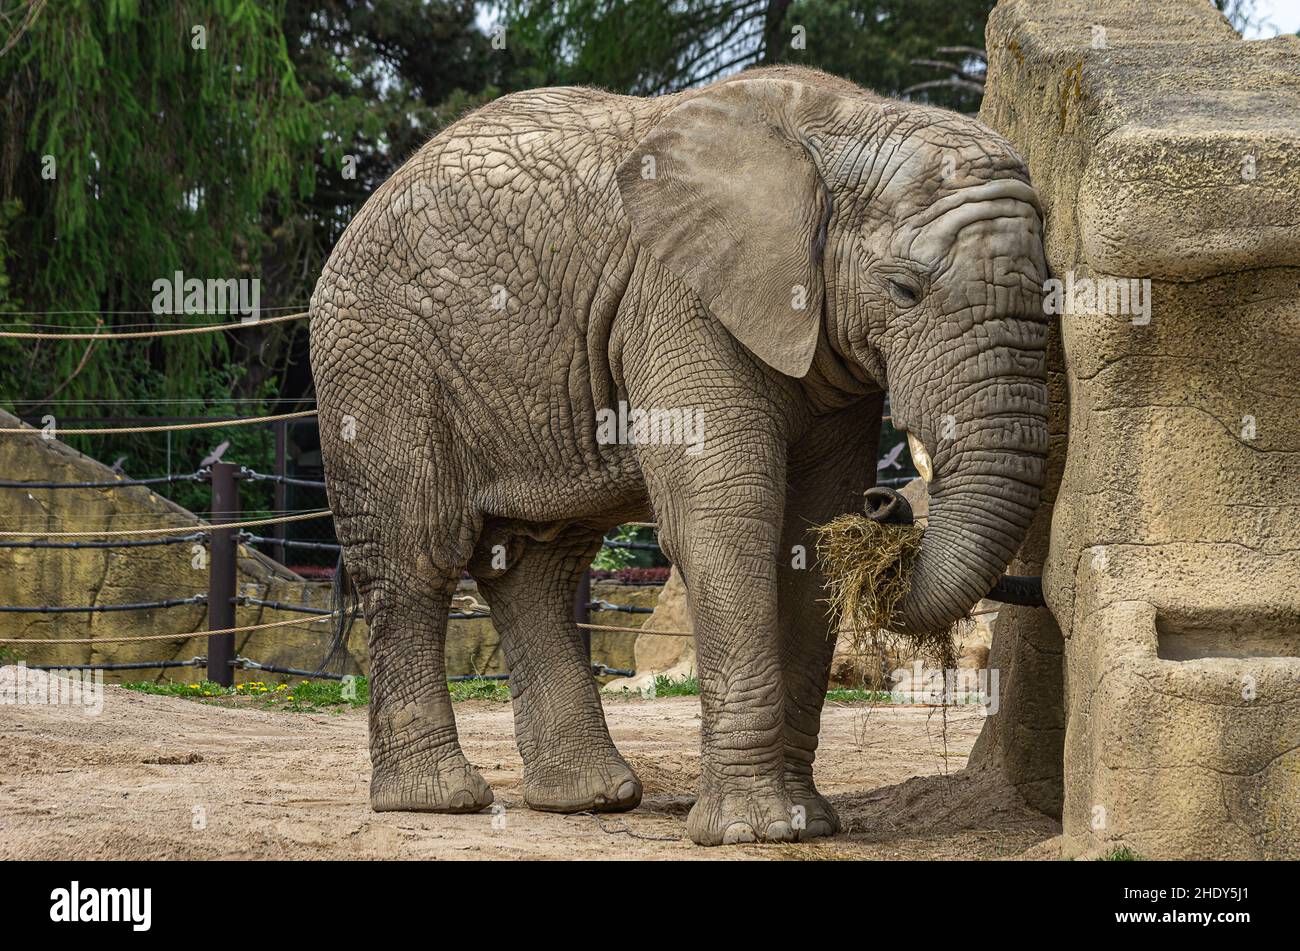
[0,532,207,550]
[0,509,331,539]
[0,471,206,490]
[0,594,206,614]
[0,611,337,645]
[0,311,308,339]
[0,409,316,435]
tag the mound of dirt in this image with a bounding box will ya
[843,765,1059,838]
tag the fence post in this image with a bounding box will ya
[273,420,287,565]
[207,461,239,686]
[575,569,591,665]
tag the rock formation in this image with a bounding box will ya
[971,0,1300,858]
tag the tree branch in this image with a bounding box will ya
[902,78,987,97]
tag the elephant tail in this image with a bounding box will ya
[316,552,359,676]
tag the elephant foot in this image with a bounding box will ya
[523,753,643,813]
[785,777,841,840]
[370,752,494,814]
[686,777,798,846]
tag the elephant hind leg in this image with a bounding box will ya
[362,557,494,814]
[777,396,884,839]
[474,531,642,814]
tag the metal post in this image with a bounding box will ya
[273,420,287,565]
[575,569,592,664]
[207,462,239,686]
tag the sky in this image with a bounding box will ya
[1245,0,1300,36]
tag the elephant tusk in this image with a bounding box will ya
[907,432,933,484]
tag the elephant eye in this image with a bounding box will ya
[887,278,921,309]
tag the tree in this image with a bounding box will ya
[0,0,503,498]
[261,0,504,414]
[785,0,994,112]
[498,0,994,109]
[0,0,321,486]
[498,1,778,93]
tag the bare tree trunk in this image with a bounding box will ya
[762,0,792,63]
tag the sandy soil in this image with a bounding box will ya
[0,674,1058,860]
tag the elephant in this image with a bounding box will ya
[309,64,1050,846]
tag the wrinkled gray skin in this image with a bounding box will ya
[310,66,1049,846]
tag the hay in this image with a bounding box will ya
[813,514,962,674]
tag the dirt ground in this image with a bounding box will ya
[0,675,1059,860]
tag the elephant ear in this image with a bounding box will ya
[616,78,830,378]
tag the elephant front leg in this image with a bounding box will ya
[681,531,797,845]
[643,457,797,846]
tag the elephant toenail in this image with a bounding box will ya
[722,822,757,845]
[766,820,794,841]
[616,780,640,803]
[802,819,833,840]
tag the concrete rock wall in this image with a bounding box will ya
[0,410,360,681]
[605,566,695,692]
[975,0,1300,858]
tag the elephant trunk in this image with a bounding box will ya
[888,427,1045,637]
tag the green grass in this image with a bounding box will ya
[122,676,369,712]
[118,680,224,700]
[651,673,700,696]
[603,673,701,697]
[1102,845,1141,861]
[447,678,512,702]
[122,675,516,709]
[645,676,936,704]
[825,687,894,703]
[607,676,920,704]
[609,676,895,704]
[120,673,967,710]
